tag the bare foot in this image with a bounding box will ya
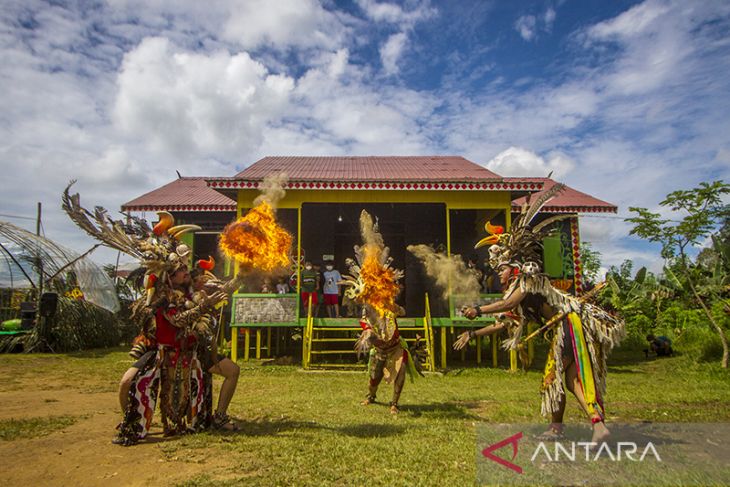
[361,396,375,406]
[213,412,239,432]
[591,421,610,444]
[390,404,399,414]
[535,424,565,441]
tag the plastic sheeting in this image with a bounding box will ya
[0,221,120,313]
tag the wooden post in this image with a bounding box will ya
[296,206,302,298]
[36,202,42,296]
[440,327,447,369]
[244,328,250,361]
[476,335,482,364]
[275,327,280,356]
[492,335,498,367]
[266,328,272,358]
[302,293,312,368]
[231,328,238,362]
[256,328,261,360]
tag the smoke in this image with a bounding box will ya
[254,172,288,208]
[407,244,481,303]
[359,210,385,250]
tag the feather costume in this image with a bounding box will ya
[343,211,419,409]
[63,182,213,445]
[475,183,625,417]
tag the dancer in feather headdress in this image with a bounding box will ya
[454,183,625,442]
[342,211,422,414]
[62,182,240,445]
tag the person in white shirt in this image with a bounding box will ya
[322,261,343,318]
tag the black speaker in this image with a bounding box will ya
[20,301,36,329]
[39,292,58,318]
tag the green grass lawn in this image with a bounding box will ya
[1,346,729,486]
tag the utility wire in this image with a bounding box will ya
[0,213,35,221]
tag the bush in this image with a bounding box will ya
[656,305,705,337]
[673,325,724,362]
[34,296,136,352]
[620,304,725,362]
[0,291,139,353]
[624,314,654,343]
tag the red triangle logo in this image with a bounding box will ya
[482,431,523,474]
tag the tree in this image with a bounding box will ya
[580,242,602,287]
[626,181,730,367]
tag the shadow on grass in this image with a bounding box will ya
[606,367,643,374]
[401,401,483,420]
[336,423,406,438]
[232,418,326,436]
[137,431,176,444]
[208,418,406,439]
[554,423,695,450]
[68,347,125,358]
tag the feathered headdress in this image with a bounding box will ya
[475,183,569,271]
[62,181,201,304]
[341,211,404,317]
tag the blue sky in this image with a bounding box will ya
[0,0,729,274]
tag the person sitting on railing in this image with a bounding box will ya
[276,277,289,294]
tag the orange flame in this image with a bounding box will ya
[358,244,400,316]
[218,201,292,272]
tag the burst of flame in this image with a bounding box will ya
[219,201,292,272]
[358,243,400,317]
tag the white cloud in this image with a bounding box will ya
[113,37,295,162]
[485,147,574,179]
[543,7,556,32]
[514,15,537,41]
[515,6,558,41]
[1,0,729,278]
[105,0,353,52]
[588,1,669,40]
[355,0,436,26]
[327,49,350,78]
[221,0,350,50]
[583,1,712,97]
[357,1,435,76]
[380,32,408,75]
[292,60,438,153]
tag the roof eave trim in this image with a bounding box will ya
[510,205,618,214]
[121,205,236,212]
[205,179,544,192]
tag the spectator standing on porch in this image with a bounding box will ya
[300,261,319,317]
[322,261,343,318]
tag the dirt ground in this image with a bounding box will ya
[0,356,237,487]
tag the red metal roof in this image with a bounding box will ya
[121,177,236,212]
[509,177,617,214]
[229,156,502,182]
[119,163,617,214]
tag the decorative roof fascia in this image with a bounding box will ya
[511,205,617,214]
[205,178,544,192]
[121,204,235,212]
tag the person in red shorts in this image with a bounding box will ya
[322,261,343,318]
[300,261,319,316]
